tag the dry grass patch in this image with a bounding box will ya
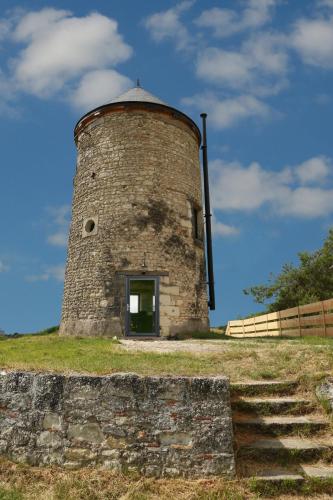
[1,460,333,499]
[0,459,250,500]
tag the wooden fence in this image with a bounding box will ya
[226,298,333,338]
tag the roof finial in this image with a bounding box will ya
[136,78,141,88]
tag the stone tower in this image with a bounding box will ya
[59,85,209,338]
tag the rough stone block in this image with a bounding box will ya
[158,432,192,447]
[43,413,62,431]
[37,431,62,449]
[68,423,104,444]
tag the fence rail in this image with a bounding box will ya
[226,298,333,338]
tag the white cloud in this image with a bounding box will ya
[211,160,282,211]
[12,9,132,97]
[182,93,271,129]
[12,8,71,41]
[196,33,289,95]
[48,204,70,226]
[144,1,195,51]
[318,0,333,9]
[296,156,331,184]
[46,205,70,247]
[291,16,333,68]
[26,264,65,283]
[195,0,277,38]
[0,9,133,114]
[210,156,333,218]
[197,48,252,88]
[212,215,239,237]
[48,264,65,282]
[71,69,132,111]
[47,232,68,247]
[244,33,288,78]
[0,260,9,273]
[195,7,238,38]
[279,187,333,217]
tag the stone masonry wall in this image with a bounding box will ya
[60,106,209,337]
[0,371,235,478]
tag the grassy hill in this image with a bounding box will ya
[0,332,332,382]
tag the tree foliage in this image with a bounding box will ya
[244,229,333,312]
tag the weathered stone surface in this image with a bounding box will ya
[0,370,235,478]
[43,413,62,430]
[68,423,104,443]
[316,377,333,413]
[301,465,333,478]
[37,431,63,448]
[59,102,209,338]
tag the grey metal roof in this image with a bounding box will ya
[110,86,168,106]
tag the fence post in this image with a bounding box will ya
[321,301,327,337]
[278,310,281,336]
[242,319,245,337]
[297,305,301,337]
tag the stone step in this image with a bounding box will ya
[238,437,333,461]
[248,468,304,493]
[232,396,315,415]
[231,380,298,397]
[252,470,304,482]
[233,414,328,435]
[301,464,333,478]
[248,467,333,496]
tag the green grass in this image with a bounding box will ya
[249,476,333,497]
[294,335,333,345]
[0,333,332,382]
[0,334,218,376]
[0,487,22,500]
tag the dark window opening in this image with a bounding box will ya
[85,220,95,233]
[193,208,199,239]
[193,206,203,240]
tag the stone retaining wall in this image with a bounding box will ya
[0,371,235,477]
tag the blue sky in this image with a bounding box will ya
[1,0,333,333]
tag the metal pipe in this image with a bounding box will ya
[200,113,215,310]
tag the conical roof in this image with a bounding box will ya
[75,83,200,145]
[110,85,167,106]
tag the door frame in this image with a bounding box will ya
[125,276,160,337]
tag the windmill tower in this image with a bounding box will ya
[60,84,211,337]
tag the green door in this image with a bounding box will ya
[126,277,159,336]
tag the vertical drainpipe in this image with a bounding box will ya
[200,113,215,311]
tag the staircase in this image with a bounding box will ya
[231,380,333,494]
